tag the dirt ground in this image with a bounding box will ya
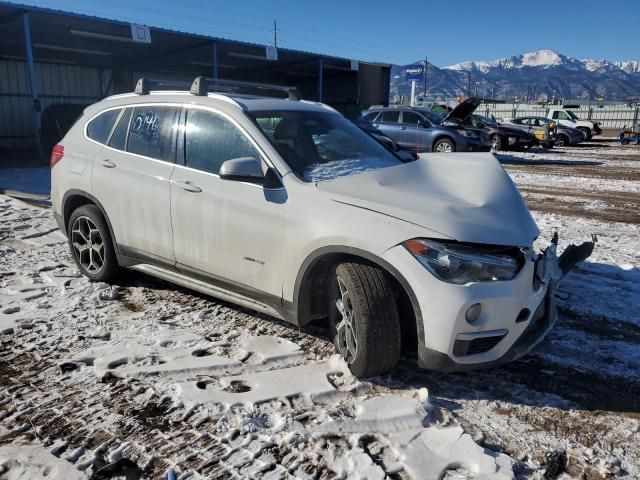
[1,138,639,479]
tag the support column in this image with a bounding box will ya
[23,12,43,158]
[212,42,218,80]
[318,58,323,102]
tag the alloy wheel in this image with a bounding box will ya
[334,276,358,363]
[435,141,453,153]
[71,216,105,274]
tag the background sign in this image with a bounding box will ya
[350,60,359,71]
[404,63,424,81]
[130,24,151,43]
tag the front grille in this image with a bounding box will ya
[453,332,507,357]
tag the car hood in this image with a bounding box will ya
[441,97,482,124]
[316,153,539,247]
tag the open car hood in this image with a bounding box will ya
[441,97,482,124]
[316,153,539,247]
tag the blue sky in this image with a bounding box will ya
[13,0,640,66]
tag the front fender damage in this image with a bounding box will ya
[526,232,597,352]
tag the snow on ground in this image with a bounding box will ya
[1,138,639,479]
[0,195,513,479]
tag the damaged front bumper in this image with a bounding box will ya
[415,234,596,372]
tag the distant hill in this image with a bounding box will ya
[390,50,640,103]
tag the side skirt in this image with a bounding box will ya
[117,244,297,324]
[130,263,286,321]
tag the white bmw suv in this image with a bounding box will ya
[51,77,592,377]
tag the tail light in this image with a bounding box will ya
[50,144,64,168]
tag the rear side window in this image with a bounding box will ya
[185,109,260,175]
[108,108,132,151]
[86,109,121,144]
[379,111,400,123]
[127,106,180,162]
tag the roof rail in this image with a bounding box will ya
[190,76,301,101]
[134,77,191,95]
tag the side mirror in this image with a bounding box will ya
[219,157,281,188]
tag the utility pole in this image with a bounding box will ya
[474,81,479,97]
[272,20,277,48]
[424,57,428,100]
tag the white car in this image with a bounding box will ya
[50,77,593,377]
[546,107,602,140]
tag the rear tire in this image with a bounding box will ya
[67,204,119,283]
[330,263,401,377]
[433,138,455,153]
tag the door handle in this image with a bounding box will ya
[101,159,116,168]
[400,126,407,130]
[171,180,202,193]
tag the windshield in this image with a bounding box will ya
[249,110,404,182]
[566,110,579,120]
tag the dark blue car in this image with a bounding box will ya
[359,98,491,153]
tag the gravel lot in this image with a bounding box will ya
[1,139,639,479]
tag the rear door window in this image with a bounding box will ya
[379,111,400,123]
[127,106,180,162]
[86,108,122,144]
[185,108,260,175]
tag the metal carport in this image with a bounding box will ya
[0,1,390,160]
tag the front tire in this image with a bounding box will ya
[556,134,568,147]
[490,134,503,151]
[67,204,119,283]
[578,127,592,140]
[330,263,401,377]
[433,138,455,153]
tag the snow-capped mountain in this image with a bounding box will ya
[445,50,583,73]
[390,50,640,103]
[613,60,640,74]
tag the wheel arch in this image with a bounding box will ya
[293,246,425,354]
[62,189,119,255]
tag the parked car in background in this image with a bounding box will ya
[354,117,401,153]
[359,98,491,153]
[546,107,601,140]
[502,116,557,148]
[463,114,536,150]
[556,125,586,146]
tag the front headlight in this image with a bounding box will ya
[403,239,524,284]
[457,129,476,138]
